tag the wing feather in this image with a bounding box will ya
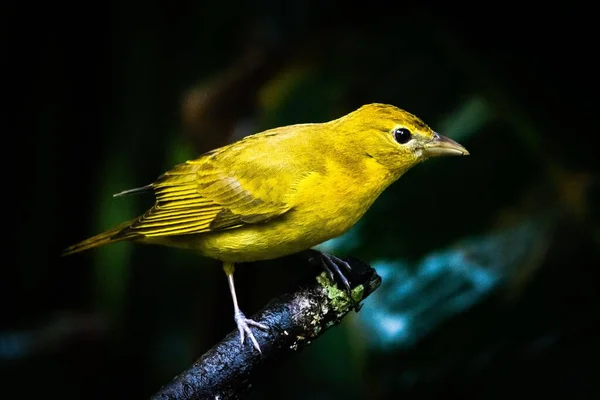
[118,148,296,238]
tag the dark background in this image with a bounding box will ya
[4,1,598,399]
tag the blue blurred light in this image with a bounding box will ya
[355,218,551,351]
[0,332,33,360]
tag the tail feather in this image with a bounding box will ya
[62,219,142,256]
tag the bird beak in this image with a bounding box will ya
[423,133,470,157]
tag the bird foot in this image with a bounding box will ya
[318,252,363,312]
[234,310,269,353]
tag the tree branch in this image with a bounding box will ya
[151,256,381,400]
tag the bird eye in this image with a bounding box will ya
[393,127,412,144]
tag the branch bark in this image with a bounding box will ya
[151,256,381,400]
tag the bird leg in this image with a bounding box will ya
[318,252,362,311]
[223,262,269,353]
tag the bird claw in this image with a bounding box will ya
[319,252,362,311]
[320,253,352,292]
[234,310,269,353]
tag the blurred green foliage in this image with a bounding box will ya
[4,1,598,399]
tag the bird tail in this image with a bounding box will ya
[62,219,141,256]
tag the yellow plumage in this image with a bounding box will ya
[63,103,469,352]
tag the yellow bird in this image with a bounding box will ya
[63,103,469,352]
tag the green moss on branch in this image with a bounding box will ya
[151,256,381,400]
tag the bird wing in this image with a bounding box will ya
[122,149,297,238]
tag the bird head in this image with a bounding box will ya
[334,103,469,175]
